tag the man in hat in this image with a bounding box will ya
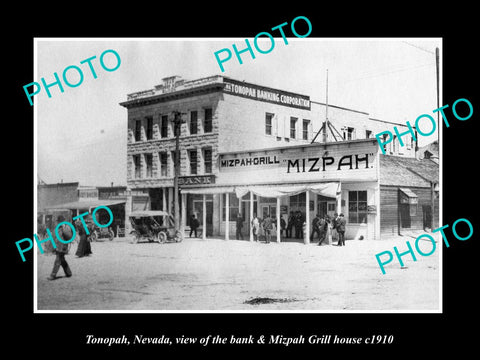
[47,215,73,280]
[236,213,244,240]
[336,213,346,246]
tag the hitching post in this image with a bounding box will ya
[172,111,185,232]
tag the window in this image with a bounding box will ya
[204,108,212,133]
[159,152,168,177]
[135,120,142,142]
[290,117,297,139]
[133,155,141,179]
[161,115,169,138]
[222,193,239,221]
[146,117,153,140]
[189,150,198,175]
[290,192,306,210]
[171,151,177,175]
[382,133,388,153]
[190,111,198,135]
[265,113,273,135]
[302,119,310,140]
[145,153,153,178]
[348,190,367,223]
[203,148,212,174]
[392,135,397,153]
[366,130,372,138]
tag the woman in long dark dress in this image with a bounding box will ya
[75,219,92,257]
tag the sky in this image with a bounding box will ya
[35,38,441,187]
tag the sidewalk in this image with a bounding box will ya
[36,234,440,311]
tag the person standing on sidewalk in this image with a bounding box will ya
[336,213,346,246]
[48,215,72,280]
[236,213,244,240]
[251,214,260,241]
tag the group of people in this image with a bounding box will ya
[286,211,306,239]
[189,211,347,246]
[310,212,346,246]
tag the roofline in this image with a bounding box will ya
[311,101,369,115]
[219,138,378,156]
[368,117,416,128]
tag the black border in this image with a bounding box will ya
[7,6,479,356]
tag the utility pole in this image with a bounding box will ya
[435,47,440,145]
[172,111,186,232]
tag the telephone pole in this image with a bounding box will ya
[172,111,186,232]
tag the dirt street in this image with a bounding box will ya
[36,234,440,311]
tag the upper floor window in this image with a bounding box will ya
[190,111,198,135]
[265,113,273,135]
[204,108,213,133]
[135,120,142,142]
[145,153,153,178]
[161,115,169,138]
[159,152,168,177]
[189,150,198,175]
[204,148,212,174]
[146,117,153,140]
[133,155,141,179]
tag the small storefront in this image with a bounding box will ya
[180,138,381,242]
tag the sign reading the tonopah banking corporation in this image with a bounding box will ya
[223,78,311,110]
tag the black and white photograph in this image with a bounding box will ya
[34,38,441,312]
[6,8,478,357]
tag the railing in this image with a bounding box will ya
[126,75,224,101]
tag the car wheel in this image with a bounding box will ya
[175,230,183,242]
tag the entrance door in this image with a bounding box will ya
[400,203,411,228]
[261,205,276,219]
[326,201,336,218]
[193,199,214,236]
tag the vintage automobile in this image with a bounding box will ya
[88,226,115,242]
[129,210,183,244]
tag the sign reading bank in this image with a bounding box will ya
[223,77,311,110]
[218,139,379,185]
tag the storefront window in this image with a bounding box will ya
[145,153,153,178]
[348,190,367,223]
[290,192,306,211]
[222,193,239,221]
[265,113,273,135]
[189,150,197,175]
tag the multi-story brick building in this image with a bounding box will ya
[119,75,436,241]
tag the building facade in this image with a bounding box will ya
[120,75,432,241]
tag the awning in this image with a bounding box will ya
[399,188,418,198]
[180,186,235,195]
[45,199,126,210]
[236,182,340,198]
[399,188,418,204]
